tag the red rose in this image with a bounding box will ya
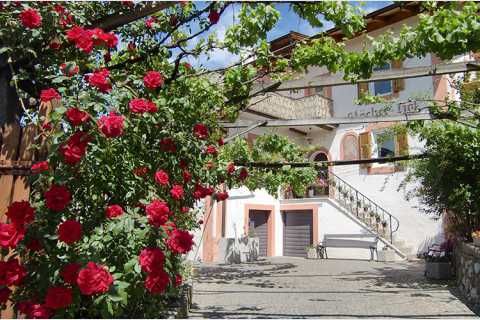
[6,200,35,227]
[26,238,42,252]
[17,301,33,316]
[0,287,11,305]
[28,304,52,319]
[58,220,82,245]
[40,88,61,103]
[183,62,191,70]
[98,112,125,138]
[129,98,158,113]
[144,270,169,294]
[127,42,136,51]
[174,274,182,287]
[59,131,91,164]
[76,29,95,53]
[45,286,72,309]
[146,199,170,228]
[182,170,192,183]
[60,263,81,285]
[178,159,188,169]
[77,262,113,295]
[166,229,194,254]
[138,247,165,273]
[181,207,190,213]
[133,166,149,177]
[143,71,164,90]
[193,183,205,199]
[208,10,220,24]
[105,204,124,219]
[170,185,184,200]
[42,122,53,130]
[31,160,49,174]
[20,8,42,28]
[59,13,74,28]
[226,163,235,174]
[193,123,209,139]
[159,138,177,153]
[44,184,71,212]
[66,107,90,126]
[103,52,111,63]
[154,170,169,186]
[145,17,156,29]
[204,186,214,197]
[239,167,249,181]
[0,223,25,249]
[49,40,61,49]
[215,192,229,201]
[205,145,218,156]
[198,219,204,225]
[0,258,27,286]
[88,68,111,93]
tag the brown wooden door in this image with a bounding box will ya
[283,211,313,257]
[249,210,269,256]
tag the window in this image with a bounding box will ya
[374,130,395,158]
[370,63,392,96]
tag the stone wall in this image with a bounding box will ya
[456,241,480,313]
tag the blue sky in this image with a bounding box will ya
[185,1,392,69]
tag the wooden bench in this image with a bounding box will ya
[317,234,379,261]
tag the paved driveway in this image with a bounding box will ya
[190,257,476,318]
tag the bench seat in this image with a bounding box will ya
[318,234,379,260]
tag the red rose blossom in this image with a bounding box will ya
[239,167,249,181]
[226,163,236,174]
[59,131,91,164]
[0,223,25,249]
[181,207,190,213]
[208,10,220,24]
[170,185,184,200]
[143,71,164,90]
[127,42,136,51]
[26,238,42,252]
[193,123,209,139]
[182,170,192,183]
[129,98,158,113]
[88,68,111,93]
[205,145,218,156]
[77,262,113,295]
[44,184,71,212]
[154,170,169,186]
[60,63,79,77]
[20,8,42,28]
[174,274,183,287]
[0,258,27,286]
[144,270,169,294]
[218,137,224,146]
[17,301,33,316]
[105,204,124,219]
[215,192,229,201]
[178,159,188,169]
[28,304,52,319]
[58,220,82,245]
[145,16,156,29]
[45,286,72,310]
[146,199,170,228]
[166,229,194,254]
[60,263,81,285]
[0,287,11,305]
[31,160,49,174]
[159,138,177,153]
[40,88,61,103]
[98,112,125,138]
[66,107,90,126]
[6,200,35,227]
[138,247,165,273]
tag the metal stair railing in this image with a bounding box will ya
[321,171,400,244]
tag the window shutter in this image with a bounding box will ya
[359,132,372,168]
[357,82,369,98]
[395,131,409,156]
[392,60,405,92]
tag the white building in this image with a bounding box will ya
[197,2,473,262]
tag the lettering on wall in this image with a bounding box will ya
[347,101,422,118]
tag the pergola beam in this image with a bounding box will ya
[253,61,480,93]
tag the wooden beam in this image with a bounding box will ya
[255,61,480,93]
[91,2,174,31]
[222,112,437,128]
[224,121,267,143]
[242,109,309,135]
[234,153,428,168]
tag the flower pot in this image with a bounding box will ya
[425,261,453,280]
[306,248,317,259]
[473,237,480,247]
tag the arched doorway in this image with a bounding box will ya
[310,151,330,197]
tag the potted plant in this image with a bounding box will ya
[305,245,318,259]
[472,230,480,247]
[424,239,454,280]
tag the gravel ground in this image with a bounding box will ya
[190,257,476,318]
